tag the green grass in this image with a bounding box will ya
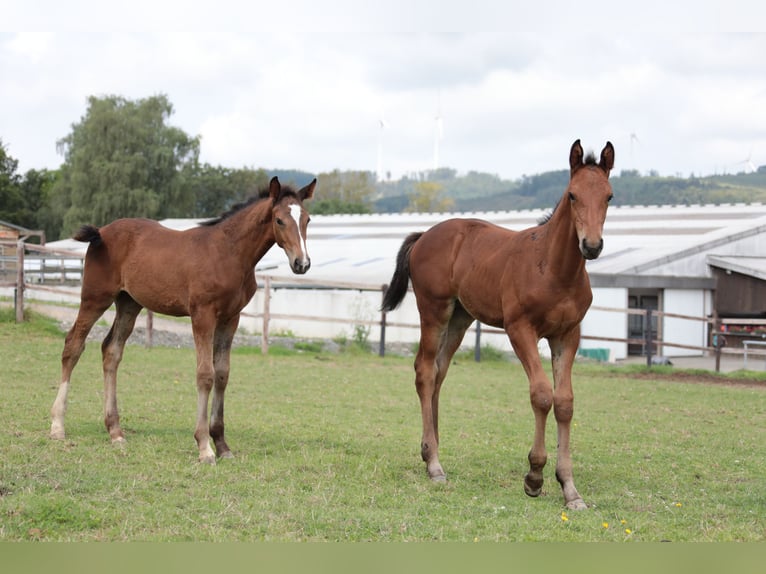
[1,311,766,541]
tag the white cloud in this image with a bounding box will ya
[2,4,766,182]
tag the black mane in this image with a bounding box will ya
[537,201,559,226]
[199,185,300,227]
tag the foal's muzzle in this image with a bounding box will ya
[580,238,604,260]
[292,258,311,274]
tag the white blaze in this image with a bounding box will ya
[290,204,308,261]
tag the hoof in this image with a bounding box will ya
[111,436,126,445]
[218,450,234,459]
[524,474,543,498]
[427,463,446,482]
[565,498,587,510]
[50,430,65,441]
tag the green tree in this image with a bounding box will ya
[0,140,23,223]
[50,94,200,236]
[311,169,374,214]
[183,163,269,218]
[405,181,454,213]
[22,168,59,241]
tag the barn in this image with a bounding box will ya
[20,202,766,360]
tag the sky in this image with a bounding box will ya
[2,1,766,182]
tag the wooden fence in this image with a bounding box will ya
[4,240,764,372]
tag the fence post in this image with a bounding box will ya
[713,313,721,373]
[645,308,653,367]
[15,239,24,323]
[261,276,271,355]
[379,284,387,357]
[474,321,482,362]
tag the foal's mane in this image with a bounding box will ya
[199,185,300,227]
[536,151,598,225]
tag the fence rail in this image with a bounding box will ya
[4,239,764,372]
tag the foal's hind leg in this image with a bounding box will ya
[51,295,114,440]
[415,301,473,481]
[209,314,240,459]
[101,293,143,444]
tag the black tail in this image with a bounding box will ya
[381,232,422,312]
[73,225,103,247]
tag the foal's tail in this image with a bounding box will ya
[73,225,103,247]
[381,232,422,312]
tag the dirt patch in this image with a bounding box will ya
[610,368,766,390]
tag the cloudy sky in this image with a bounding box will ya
[2,1,766,182]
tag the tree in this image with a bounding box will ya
[22,168,59,241]
[50,94,200,237]
[0,140,23,223]
[183,163,269,218]
[0,141,60,240]
[405,181,454,213]
[311,169,374,214]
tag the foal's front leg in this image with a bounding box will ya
[191,316,216,464]
[550,331,586,510]
[209,315,240,459]
[508,326,553,499]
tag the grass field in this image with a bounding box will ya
[2,309,766,542]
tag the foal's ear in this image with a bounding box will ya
[299,178,317,201]
[569,139,584,176]
[599,142,615,176]
[269,176,281,202]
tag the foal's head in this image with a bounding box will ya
[268,176,316,274]
[566,140,615,260]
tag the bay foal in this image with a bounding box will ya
[50,176,316,463]
[382,141,614,508]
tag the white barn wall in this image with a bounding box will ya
[241,288,390,342]
[581,288,628,361]
[662,289,708,357]
[240,284,601,360]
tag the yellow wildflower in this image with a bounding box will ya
[602,522,609,529]
[561,512,569,522]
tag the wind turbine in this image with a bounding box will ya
[629,132,640,169]
[433,98,444,171]
[737,147,756,173]
[376,117,387,182]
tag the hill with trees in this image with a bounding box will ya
[2,94,766,241]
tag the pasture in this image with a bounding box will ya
[1,310,766,542]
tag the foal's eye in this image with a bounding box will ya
[568,192,576,201]
[307,217,311,224]
[607,194,614,203]
[276,218,285,226]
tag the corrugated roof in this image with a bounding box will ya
[46,202,766,286]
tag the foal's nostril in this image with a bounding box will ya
[581,238,603,260]
[293,258,310,274]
